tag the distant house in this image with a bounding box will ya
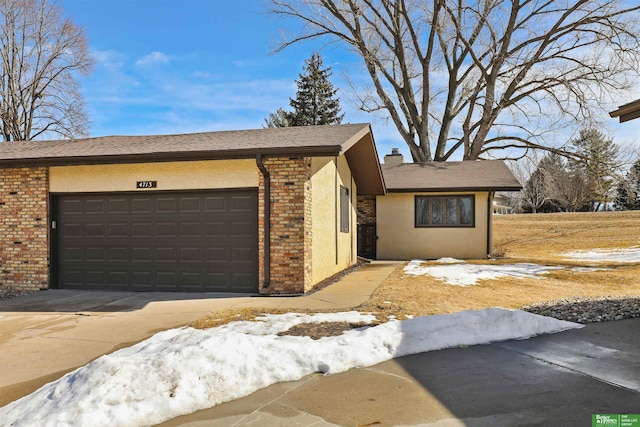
[609,99,640,122]
[0,125,521,295]
[493,193,514,215]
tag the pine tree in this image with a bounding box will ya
[614,158,640,210]
[263,52,344,128]
[289,53,344,126]
[263,108,293,128]
[569,128,620,211]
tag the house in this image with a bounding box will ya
[0,124,521,295]
[609,99,640,122]
[357,150,521,260]
[493,193,514,215]
[0,124,384,295]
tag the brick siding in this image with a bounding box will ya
[258,157,312,294]
[356,194,376,225]
[0,167,49,291]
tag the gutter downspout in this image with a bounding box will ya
[256,154,270,289]
[487,191,495,258]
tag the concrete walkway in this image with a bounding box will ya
[0,261,400,407]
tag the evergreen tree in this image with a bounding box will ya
[263,52,344,128]
[614,158,640,210]
[263,108,293,128]
[289,53,344,126]
[569,128,620,211]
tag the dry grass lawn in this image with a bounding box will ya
[360,211,640,319]
[194,211,640,328]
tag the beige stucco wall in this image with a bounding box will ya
[49,160,259,193]
[376,192,490,260]
[310,156,357,285]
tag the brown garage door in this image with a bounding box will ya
[54,190,258,292]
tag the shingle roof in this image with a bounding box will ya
[382,160,522,192]
[609,99,640,122]
[0,124,371,164]
[0,123,386,195]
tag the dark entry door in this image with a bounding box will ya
[357,223,377,259]
[55,190,258,292]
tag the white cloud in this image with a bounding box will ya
[135,51,170,67]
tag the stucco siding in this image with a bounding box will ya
[377,192,490,260]
[49,160,259,193]
[310,156,357,285]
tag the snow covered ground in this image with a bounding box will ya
[404,259,561,285]
[0,309,581,427]
[563,247,640,263]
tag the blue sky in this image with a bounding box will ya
[61,0,638,162]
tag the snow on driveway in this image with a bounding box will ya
[404,259,561,285]
[0,309,581,427]
[563,247,640,263]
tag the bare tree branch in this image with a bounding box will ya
[0,0,93,141]
[270,0,640,162]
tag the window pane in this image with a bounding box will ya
[416,198,429,226]
[340,186,349,232]
[460,197,472,224]
[431,199,443,224]
[446,198,458,224]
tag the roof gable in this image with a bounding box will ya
[381,160,522,192]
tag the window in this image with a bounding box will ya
[340,186,349,233]
[415,195,475,227]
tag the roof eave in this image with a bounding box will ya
[0,145,344,167]
[387,186,523,193]
[609,99,640,122]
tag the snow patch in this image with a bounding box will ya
[0,309,581,427]
[404,260,560,285]
[563,247,640,263]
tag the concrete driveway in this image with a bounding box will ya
[0,261,400,407]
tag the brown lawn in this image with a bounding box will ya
[194,211,640,328]
[359,211,640,320]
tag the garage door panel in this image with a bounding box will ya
[156,222,177,237]
[180,197,201,212]
[56,190,258,292]
[132,247,152,262]
[132,198,152,213]
[231,195,256,211]
[61,199,82,215]
[109,223,128,237]
[205,196,226,212]
[108,199,128,213]
[206,248,227,262]
[85,199,106,214]
[132,223,152,237]
[180,247,201,262]
[180,222,201,237]
[156,198,176,213]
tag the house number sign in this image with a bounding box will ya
[136,181,157,189]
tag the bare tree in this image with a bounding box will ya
[270,0,640,162]
[0,0,93,141]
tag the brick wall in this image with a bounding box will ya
[258,157,312,294]
[357,194,376,224]
[0,167,49,291]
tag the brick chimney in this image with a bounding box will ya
[384,148,404,165]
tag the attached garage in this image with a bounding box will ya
[0,124,385,295]
[54,190,258,292]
